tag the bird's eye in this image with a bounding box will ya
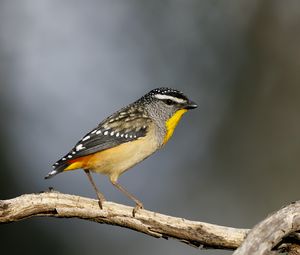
[164,99,174,105]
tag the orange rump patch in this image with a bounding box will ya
[64,154,94,171]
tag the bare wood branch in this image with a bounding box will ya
[0,191,248,249]
[233,201,300,255]
[2,192,300,253]
[278,244,300,255]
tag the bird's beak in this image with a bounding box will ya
[184,100,198,110]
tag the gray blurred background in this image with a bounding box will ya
[0,1,300,254]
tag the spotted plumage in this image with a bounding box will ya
[45,87,197,215]
[47,105,151,178]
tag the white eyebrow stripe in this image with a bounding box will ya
[154,94,186,103]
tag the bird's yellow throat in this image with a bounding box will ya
[163,109,187,144]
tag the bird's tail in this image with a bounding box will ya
[44,163,68,179]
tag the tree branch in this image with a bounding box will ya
[1,192,300,254]
[233,201,300,255]
[0,191,248,249]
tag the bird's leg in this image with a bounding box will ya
[110,179,144,217]
[84,169,106,209]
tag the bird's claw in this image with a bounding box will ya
[132,202,144,217]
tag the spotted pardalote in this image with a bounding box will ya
[46,87,197,216]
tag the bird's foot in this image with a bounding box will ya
[96,194,106,209]
[132,202,144,217]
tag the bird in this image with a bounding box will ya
[45,87,197,216]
